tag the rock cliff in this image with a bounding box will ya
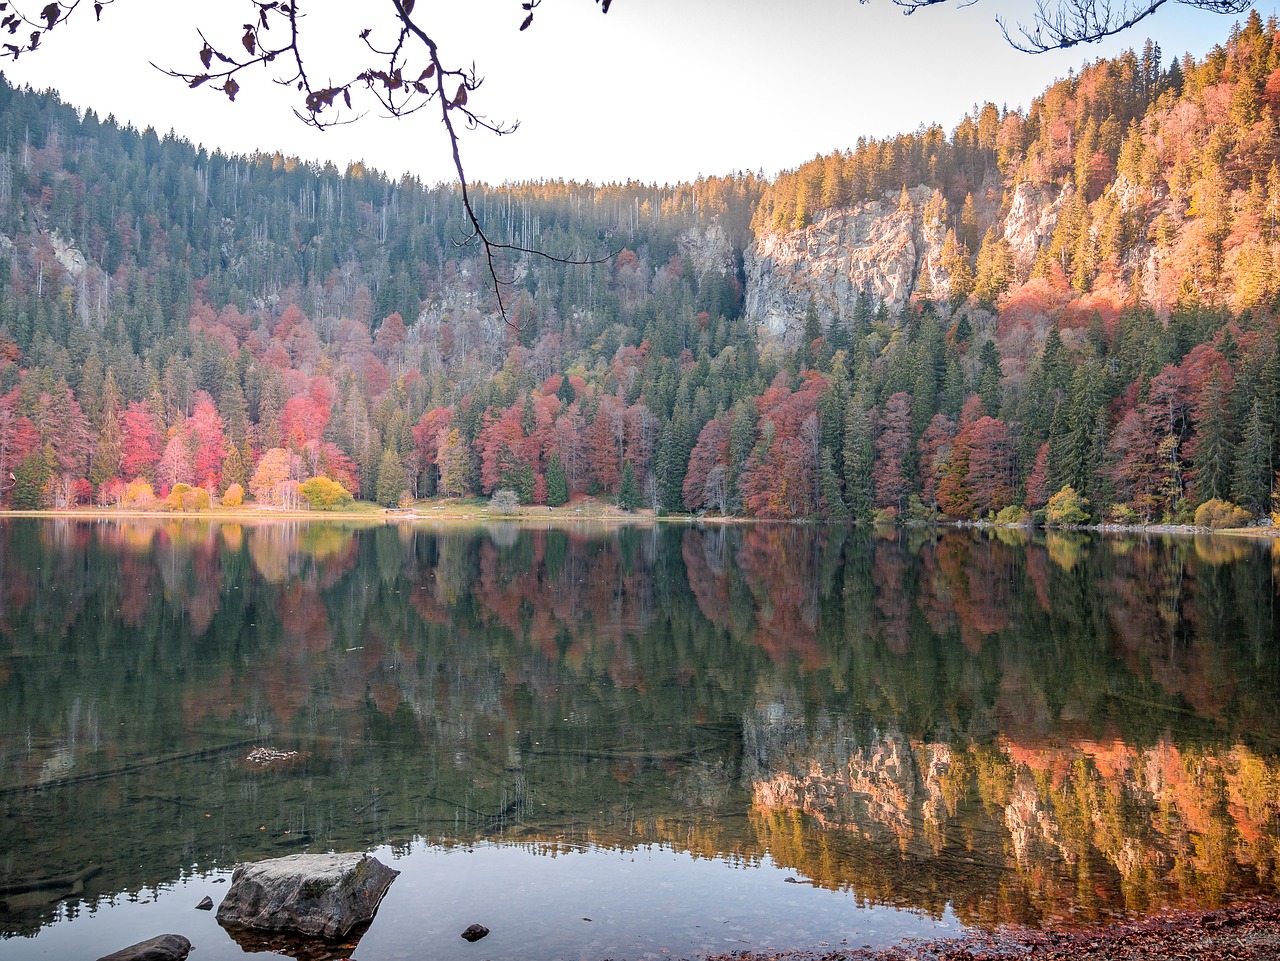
[742,181,1072,346]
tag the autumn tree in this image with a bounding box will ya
[873,392,913,514]
[299,476,354,510]
[249,447,297,505]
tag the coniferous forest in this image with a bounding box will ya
[3,15,1280,524]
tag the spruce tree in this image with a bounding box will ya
[843,390,874,520]
[376,446,407,507]
[1231,401,1272,516]
[545,452,569,507]
[617,461,639,511]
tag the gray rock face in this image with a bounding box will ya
[96,934,192,961]
[215,852,399,939]
[744,187,941,347]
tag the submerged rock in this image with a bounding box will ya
[215,852,399,939]
[96,933,192,961]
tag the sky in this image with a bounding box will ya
[0,0,1267,187]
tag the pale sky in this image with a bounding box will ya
[0,0,1265,186]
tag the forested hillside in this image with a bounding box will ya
[2,14,1280,523]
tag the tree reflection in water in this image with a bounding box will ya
[0,518,1277,942]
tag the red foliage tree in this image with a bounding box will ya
[917,413,956,507]
[476,404,529,495]
[187,396,228,490]
[588,395,625,493]
[739,373,825,518]
[281,393,331,449]
[873,392,913,512]
[683,415,731,512]
[120,402,163,481]
[1024,443,1051,509]
[964,416,1016,515]
[412,406,453,478]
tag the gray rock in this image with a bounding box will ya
[195,895,214,910]
[96,934,192,961]
[215,852,399,939]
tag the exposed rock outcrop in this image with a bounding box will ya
[96,934,192,961]
[215,852,399,940]
[1003,181,1066,272]
[743,187,944,347]
[743,181,1074,345]
[679,221,735,280]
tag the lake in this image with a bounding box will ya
[1,518,1277,960]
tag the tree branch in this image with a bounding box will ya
[0,0,614,328]
[891,0,1252,52]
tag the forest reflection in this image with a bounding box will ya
[1,518,1278,937]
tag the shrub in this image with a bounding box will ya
[907,495,937,521]
[871,506,898,525]
[1194,498,1251,530]
[489,489,519,514]
[122,478,156,509]
[1108,504,1138,524]
[221,483,245,508]
[994,505,1028,526]
[1045,485,1090,526]
[164,483,211,512]
[299,476,354,510]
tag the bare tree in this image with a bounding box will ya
[0,0,613,322]
[890,0,1253,52]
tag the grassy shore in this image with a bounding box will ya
[1,498,1276,538]
[0,495,669,525]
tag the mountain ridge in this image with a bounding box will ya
[0,17,1278,524]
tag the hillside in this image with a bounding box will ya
[1,14,1279,523]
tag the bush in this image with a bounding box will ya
[994,505,1028,526]
[165,483,211,512]
[907,495,937,521]
[489,489,519,514]
[1194,498,1251,530]
[1108,504,1138,524]
[299,476,354,510]
[122,478,157,509]
[221,483,244,507]
[1045,485,1090,526]
[871,506,898,525]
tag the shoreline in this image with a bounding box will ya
[695,898,1280,961]
[0,504,1275,539]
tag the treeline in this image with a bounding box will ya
[1,19,1280,521]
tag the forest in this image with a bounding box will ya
[2,14,1280,523]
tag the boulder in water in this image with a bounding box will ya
[215,852,398,939]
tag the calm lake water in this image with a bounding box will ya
[1,518,1278,960]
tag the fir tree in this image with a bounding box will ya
[617,461,639,510]
[545,452,569,507]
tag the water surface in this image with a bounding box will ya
[1,519,1277,958]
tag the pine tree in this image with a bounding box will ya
[1231,400,1272,516]
[820,449,849,521]
[841,389,873,520]
[545,452,569,507]
[376,445,407,507]
[617,461,639,511]
[11,448,51,509]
